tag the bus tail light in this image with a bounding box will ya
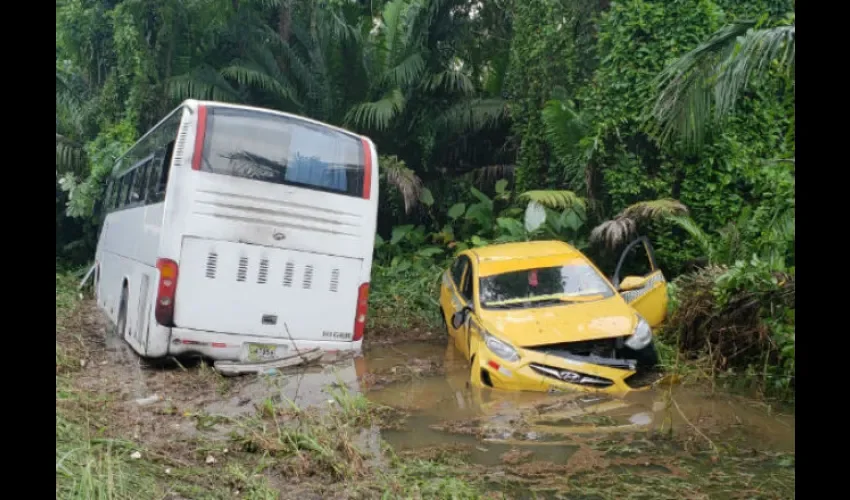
[191,105,208,171]
[155,258,179,326]
[352,283,370,342]
[360,137,372,200]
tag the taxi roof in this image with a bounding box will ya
[469,241,589,277]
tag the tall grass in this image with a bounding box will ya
[54,269,491,498]
[56,410,159,499]
[56,271,161,499]
[367,261,445,333]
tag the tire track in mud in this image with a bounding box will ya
[103,318,150,402]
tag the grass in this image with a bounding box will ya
[378,459,488,499]
[55,269,491,499]
[367,261,445,337]
[56,273,164,498]
[56,402,161,499]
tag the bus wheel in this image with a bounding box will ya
[116,284,128,338]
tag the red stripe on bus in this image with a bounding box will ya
[361,137,371,199]
[192,105,208,171]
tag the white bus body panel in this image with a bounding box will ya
[175,236,362,339]
[94,100,378,361]
[95,203,172,357]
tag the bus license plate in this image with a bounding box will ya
[246,343,279,362]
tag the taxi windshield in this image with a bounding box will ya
[479,263,614,309]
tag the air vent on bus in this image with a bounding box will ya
[330,269,340,292]
[237,257,248,282]
[258,259,269,284]
[283,262,294,287]
[171,117,193,168]
[303,265,314,289]
[205,252,218,279]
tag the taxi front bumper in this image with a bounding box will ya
[469,344,658,395]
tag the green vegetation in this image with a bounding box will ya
[57,6,795,494]
[56,274,493,499]
[56,0,794,394]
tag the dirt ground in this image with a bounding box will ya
[57,298,796,499]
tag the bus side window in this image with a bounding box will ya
[117,174,131,210]
[137,160,152,205]
[151,141,175,203]
[129,166,145,205]
[108,180,118,211]
[102,180,114,213]
[121,170,135,208]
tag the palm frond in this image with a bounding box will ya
[437,98,509,133]
[324,7,361,43]
[168,65,241,102]
[344,89,405,130]
[381,155,423,214]
[378,0,408,69]
[541,98,592,187]
[649,19,795,148]
[667,214,713,258]
[714,24,795,118]
[518,190,586,210]
[382,53,425,88]
[276,35,321,96]
[590,217,637,250]
[423,68,475,95]
[220,64,301,106]
[465,164,515,184]
[619,199,689,221]
[541,99,586,159]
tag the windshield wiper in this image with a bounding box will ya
[485,294,606,309]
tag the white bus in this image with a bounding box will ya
[94,100,379,364]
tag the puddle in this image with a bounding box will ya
[204,353,367,418]
[202,341,795,460]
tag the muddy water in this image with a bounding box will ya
[203,341,795,462]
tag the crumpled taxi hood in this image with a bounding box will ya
[478,295,637,347]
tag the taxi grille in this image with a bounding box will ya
[530,363,614,387]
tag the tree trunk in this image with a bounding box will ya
[279,0,292,43]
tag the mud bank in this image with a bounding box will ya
[57,298,794,499]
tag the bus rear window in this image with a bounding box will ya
[200,107,365,197]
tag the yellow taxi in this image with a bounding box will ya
[438,238,668,394]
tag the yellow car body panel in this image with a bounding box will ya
[439,239,668,395]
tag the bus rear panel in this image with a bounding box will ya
[97,100,378,362]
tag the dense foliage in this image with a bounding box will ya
[57,0,794,397]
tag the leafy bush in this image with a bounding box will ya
[663,259,795,399]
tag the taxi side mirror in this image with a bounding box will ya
[451,305,472,329]
[619,275,649,291]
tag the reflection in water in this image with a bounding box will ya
[203,341,795,459]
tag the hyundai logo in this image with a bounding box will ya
[558,370,581,382]
[273,232,286,241]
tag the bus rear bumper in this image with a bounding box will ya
[167,328,363,361]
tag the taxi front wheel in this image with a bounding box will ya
[628,342,659,369]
